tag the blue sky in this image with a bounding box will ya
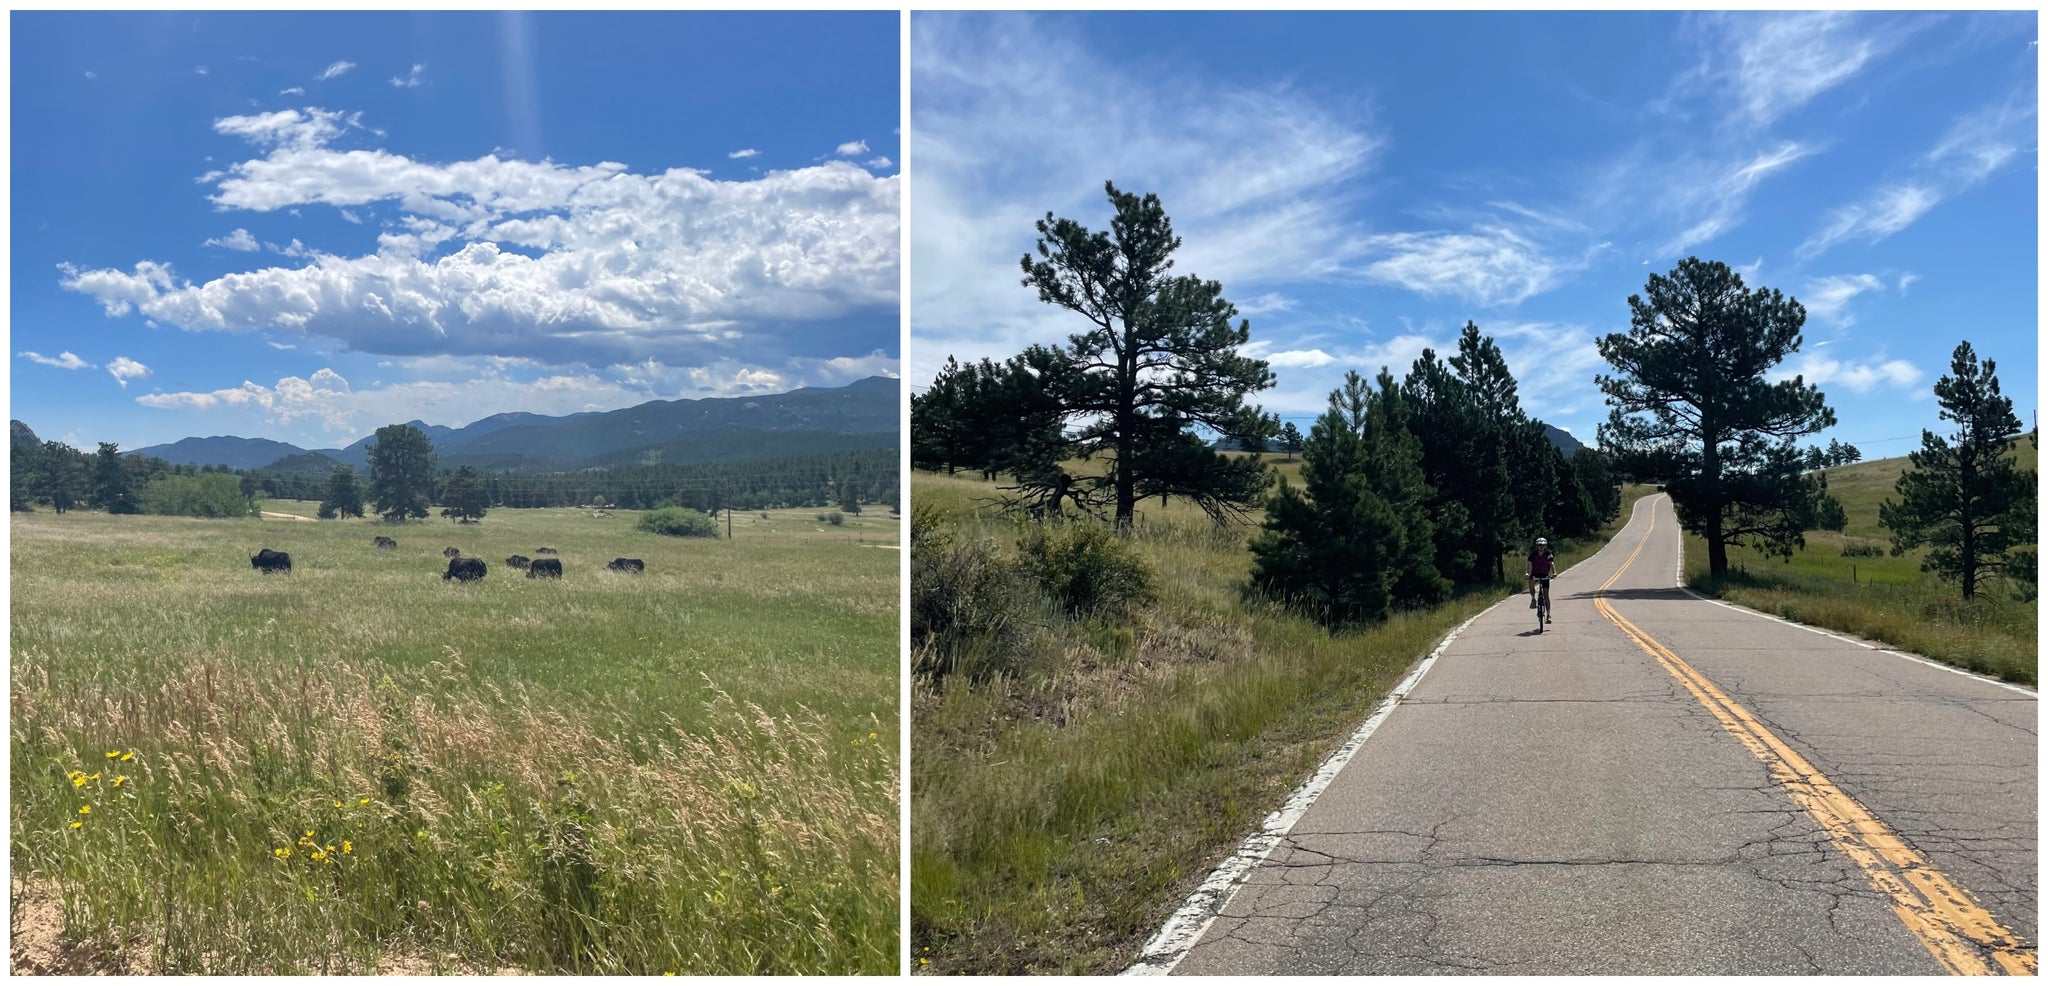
[12,11,900,451]
[911,11,2038,460]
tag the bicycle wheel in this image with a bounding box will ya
[1535,587,1545,633]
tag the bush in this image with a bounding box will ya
[818,511,846,526]
[1840,541,1884,558]
[1016,520,1153,619]
[910,513,1043,680]
[137,474,258,518]
[637,506,719,538]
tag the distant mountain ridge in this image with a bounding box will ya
[1214,420,1588,456]
[129,376,900,473]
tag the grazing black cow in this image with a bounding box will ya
[373,536,397,549]
[606,557,645,573]
[443,557,487,582]
[526,558,563,579]
[250,548,292,574]
[443,546,462,558]
[534,547,558,555]
[505,554,532,570]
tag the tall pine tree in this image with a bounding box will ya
[1598,258,1836,574]
[1880,341,2036,600]
[1020,182,1276,527]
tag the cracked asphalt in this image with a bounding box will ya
[1172,494,2036,975]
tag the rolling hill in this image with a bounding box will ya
[125,376,900,473]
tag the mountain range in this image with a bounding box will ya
[122,376,899,474]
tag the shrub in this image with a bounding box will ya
[1840,541,1884,558]
[818,511,846,526]
[137,474,258,518]
[1016,520,1153,619]
[910,515,1042,680]
[637,506,719,538]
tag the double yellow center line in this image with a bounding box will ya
[1592,498,2036,977]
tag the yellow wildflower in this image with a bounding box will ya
[70,822,82,830]
[359,797,371,805]
[333,801,343,809]
[341,840,352,854]
[119,751,134,762]
[112,776,127,788]
[71,775,88,789]
[105,751,120,759]
[274,847,291,859]
[77,805,91,815]
[869,732,878,740]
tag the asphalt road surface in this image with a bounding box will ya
[1160,493,2036,976]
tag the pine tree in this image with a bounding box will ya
[321,465,366,519]
[90,442,138,514]
[1880,342,2036,600]
[1279,422,1304,462]
[1020,181,1277,527]
[367,424,436,522]
[1447,323,1524,581]
[439,465,489,524]
[1598,258,1836,574]
[35,441,87,513]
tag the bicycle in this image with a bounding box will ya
[1530,574,1553,633]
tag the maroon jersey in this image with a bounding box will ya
[1528,550,1555,577]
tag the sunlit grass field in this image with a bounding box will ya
[910,468,1647,974]
[11,502,900,974]
[1682,445,2037,684]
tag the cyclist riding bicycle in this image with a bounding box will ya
[1527,537,1556,618]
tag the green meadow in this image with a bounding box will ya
[10,502,900,974]
[1683,443,2038,684]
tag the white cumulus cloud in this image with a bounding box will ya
[835,139,869,156]
[106,356,151,388]
[203,228,260,252]
[56,107,900,368]
[728,148,760,159]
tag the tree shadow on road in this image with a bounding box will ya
[1564,587,1694,602]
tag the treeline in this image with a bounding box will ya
[910,183,1623,630]
[251,447,900,513]
[1249,327,1622,626]
[10,439,255,517]
[14,430,897,521]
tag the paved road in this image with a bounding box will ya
[1164,493,2036,976]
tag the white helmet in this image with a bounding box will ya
[1535,538,1548,546]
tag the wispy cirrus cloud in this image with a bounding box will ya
[1797,91,2035,260]
[1773,352,1924,394]
[18,350,95,370]
[389,63,425,88]
[728,148,760,159]
[1798,273,1886,326]
[317,60,355,81]
[910,12,1388,381]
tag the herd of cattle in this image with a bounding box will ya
[248,539,645,582]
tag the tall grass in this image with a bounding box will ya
[1678,446,2038,685]
[1685,531,2036,685]
[909,473,1646,974]
[11,505,898,974]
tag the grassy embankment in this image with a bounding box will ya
[11,503,899,974]
[910,461,1651,975]
[1683,441,2037,685]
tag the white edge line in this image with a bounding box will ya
[1121,501,1652,975]
[1119,599,1500,975]
[1668,500,2035,698]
